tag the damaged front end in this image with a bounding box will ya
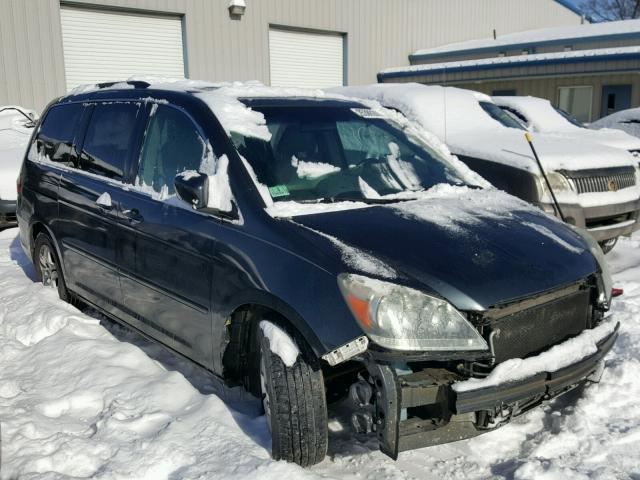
[333,275,619,459]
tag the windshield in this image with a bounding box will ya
[554,107,585,128]
[479,101,526,130]
[231,106,470,203]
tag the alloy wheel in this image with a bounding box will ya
[38,244,59,288]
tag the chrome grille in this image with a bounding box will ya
[562,167,636,194]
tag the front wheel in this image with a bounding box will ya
[257,322,328,467]
[34,232,70,302]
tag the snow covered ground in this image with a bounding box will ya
[0,226,639,479]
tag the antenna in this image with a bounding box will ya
[524,132,566,222]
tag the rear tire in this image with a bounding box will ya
[257,324,328,467]
[34,232,70,302]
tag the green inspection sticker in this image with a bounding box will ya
[268,184,290,198]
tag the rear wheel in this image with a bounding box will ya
[599,237,618,254]
[257,323,328,467]
[34,233,70,302]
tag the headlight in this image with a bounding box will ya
[337,274,488,351]
[568,226,613,306]
[546,172,573,192]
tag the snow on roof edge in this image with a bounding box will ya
[380,45,640,78]
[411,18,640,58]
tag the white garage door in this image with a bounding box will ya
[60,7,185,91]
[269,28,344,89]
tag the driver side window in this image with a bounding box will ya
[137,105,205,197]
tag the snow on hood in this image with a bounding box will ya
[292,184,596,309]
[333,84,637,173]
[453,129,637,172]
[0,107,36,200]
[493,96,640,151]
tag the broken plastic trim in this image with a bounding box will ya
[322,336,369,366]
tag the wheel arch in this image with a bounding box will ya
[221,297,324,390]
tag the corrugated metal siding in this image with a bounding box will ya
[0,0,583,111]
[60,6,185,90]
[268,28,344,88]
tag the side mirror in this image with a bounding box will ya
[174,172,209,209]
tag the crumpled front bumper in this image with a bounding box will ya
[367,322,619,459]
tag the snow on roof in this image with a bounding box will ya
[331,83,505,140]
[380,45,640,78]
[70,76,365,142]
[412,19,640,58]
[331,83,638,180]
[492,96,578,133]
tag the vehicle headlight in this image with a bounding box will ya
[546,172,573,192]
[337,274,488,351]
[568,226,613,306]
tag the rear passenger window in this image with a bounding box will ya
[34,103,82,167]
[137,105,205,196]
[80,103,142,180]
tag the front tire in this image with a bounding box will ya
[34,232,70,302]
[257,324,328,467]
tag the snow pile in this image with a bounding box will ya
[0,230,316,479]
[259,321,300,367]
[412,19,640,57]
[453,320,617,392]
[0,106,36,200]
[200,146,233,212]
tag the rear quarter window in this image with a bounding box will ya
[79,103,143,180]
[32,103,83,167]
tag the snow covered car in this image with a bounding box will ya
[591,108,640,143]
[492,95,640,154]
[0,106,37,227]
[333,84,640,252]
[17,80,619,466]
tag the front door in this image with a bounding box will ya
[117,104,216,367]
[601,85,632,118]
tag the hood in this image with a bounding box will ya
[541,128,640,151]
[447,128,637,173]
[292,186,597,311]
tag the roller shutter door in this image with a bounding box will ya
[60,7,185,91]
[269,28,344,89]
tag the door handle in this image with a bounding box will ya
[122,208,144,224]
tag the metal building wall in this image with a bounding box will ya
[0,0,582,111]
[467,73,640,120]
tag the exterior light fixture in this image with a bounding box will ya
[229,0,246,16]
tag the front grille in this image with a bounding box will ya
[562,166,636,194]
[486,288,592,364]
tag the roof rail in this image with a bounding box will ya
[95,80,151,89]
